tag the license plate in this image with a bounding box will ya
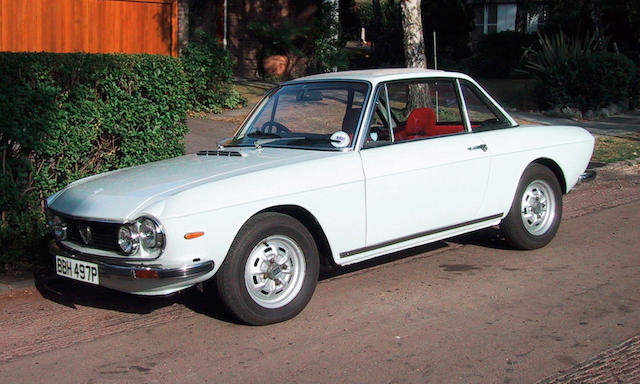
[55,256,100,285]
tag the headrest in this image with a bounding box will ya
[406,108,436,135]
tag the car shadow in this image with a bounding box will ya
[317,228,513,281]
[34,266,239,324]
[319,241,450,280]
[35,229,511,324]
[446,227,513,250]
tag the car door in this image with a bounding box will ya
[358,79,493,249]
[456,79,523,218]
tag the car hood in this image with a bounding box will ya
[47,148,335,221]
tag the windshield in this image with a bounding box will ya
[225,81,370,150]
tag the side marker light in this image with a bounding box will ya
[184,232,205,240]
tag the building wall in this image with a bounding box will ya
[0,0,179,56]
[226,0,318,78]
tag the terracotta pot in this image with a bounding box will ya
[262,55,289,78]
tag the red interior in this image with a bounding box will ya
[394,108,465,141]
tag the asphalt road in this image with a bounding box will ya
[0,163,639,384]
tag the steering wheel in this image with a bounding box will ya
[261,121,291,134]
[369,126,390,141]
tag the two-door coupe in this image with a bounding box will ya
[47,68,594,325]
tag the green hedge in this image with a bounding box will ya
[538,52,638,111]
[181,33,246,113]
[0,52,190,271]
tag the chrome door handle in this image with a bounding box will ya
[468,144,488,152]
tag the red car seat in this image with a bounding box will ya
[395,107,436,141]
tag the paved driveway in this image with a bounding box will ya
[0,162,638,383]
[511,110,640,137]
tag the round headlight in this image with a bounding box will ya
[50,215,67,240]
[139,218,160,249]
[118,225,139,254]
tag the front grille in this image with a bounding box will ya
[65,217,122,253]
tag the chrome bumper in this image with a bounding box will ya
[49,241,215,295]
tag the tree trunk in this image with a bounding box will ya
[400,0,427,69]
[323,0,340,72]
[177,0,189,54]
[400,0,430,110]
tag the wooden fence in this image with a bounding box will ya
[0,0,178,56]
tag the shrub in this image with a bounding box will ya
[308,2,351,74]
[180,32,246,113]
[523,32,637,111]
[470,31,539,78]
[522,31,606,79]
[539,52,637,111]
[0,52,189,271]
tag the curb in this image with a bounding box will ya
[0,276,35,294]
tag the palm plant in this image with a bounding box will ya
[521,30,607,79]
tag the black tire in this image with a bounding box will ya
[214,212,319,325]
[500,163,563,250]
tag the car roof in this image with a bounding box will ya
[286,68,473,85]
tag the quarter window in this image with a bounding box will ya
[460,81,513,131]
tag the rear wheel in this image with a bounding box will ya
[500,164,563,250]
[215,212,319,325]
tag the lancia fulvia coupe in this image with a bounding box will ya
[47,69,594,325]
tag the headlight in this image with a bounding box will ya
[48,215,68,241]
[117,217,164,256]
[139,218,163,249]
[118,226,139,254]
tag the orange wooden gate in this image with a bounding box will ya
[0,0,178,56]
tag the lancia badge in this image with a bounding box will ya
[78,224,92,245]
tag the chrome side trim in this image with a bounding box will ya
[340,213,503,258]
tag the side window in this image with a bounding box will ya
[460,81,513,131]
[364,79,465,146]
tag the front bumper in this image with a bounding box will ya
[49,241,215,295]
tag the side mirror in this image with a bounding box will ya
[217,138,232,149]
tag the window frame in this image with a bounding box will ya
[360,77,471,149]
[232,80,373,152]
[458,79,517,132]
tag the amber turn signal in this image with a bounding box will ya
[134,269,159,279]
[184,232,205,240]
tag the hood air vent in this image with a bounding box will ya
[197,150,244,157]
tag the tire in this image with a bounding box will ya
[500,163,563,250]
[215,212,319,325]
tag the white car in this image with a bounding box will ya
[47,68,594,325]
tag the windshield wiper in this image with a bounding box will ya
[254,136,307,149]
[246,132,282,139]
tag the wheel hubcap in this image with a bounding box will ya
[244,235,305,309]
[520,179,556,235]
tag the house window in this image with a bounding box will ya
[474,3,517,35]
[526,8,547,33]
[497,4,516,32]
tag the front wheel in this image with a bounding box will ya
[215,212,319,325]
[500,164,563,250]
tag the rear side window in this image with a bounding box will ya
[460,81,513,131]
